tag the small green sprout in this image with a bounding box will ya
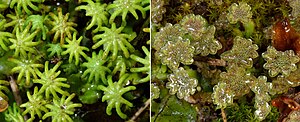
[221,36,259,68]
[166,67,198,99]
[107,0,147,23]
[180,14,222,56]
[9,23,40,57]
[20,87,48,122]
[4,9,26,32]
[33,61,70,100]
[108,55,134,78]
[227,2,252,24]
[24,14,48,40]
[9,53,43,85]
[158,39,194,71]
[0,18,13,51]
[4,102,25,122]
[92,23,135,60]
[75,0,108,33]
[47,43,63,58]
[130,46,150,84]
[98,75,136,119]
[42,93,82,122]
[9,0,42,14]
[62,32,89,65]
[48,7,77,44]
[262,46,300,77]
[82,50,111,84]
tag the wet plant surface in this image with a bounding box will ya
[151,0,300,121]
[0,0,149,121]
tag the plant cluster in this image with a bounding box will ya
[0,0,149,121]
[151,0,300,121]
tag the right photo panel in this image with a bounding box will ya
[151,0,300,121]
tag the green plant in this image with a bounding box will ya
[9,53,43,85]
[75,0,108,33]
[4,103,24,122]
[61,32,89,65]
[130,46,150,84]
[98,75,136,119]
[107,0,147,23]
[166,67,198,99]
[33,61,70,100]
[8,23,40,57]
[180,14,222,56]
[221,36,259,68]
[158,38,194,71]
[0,0,149,121]
[47,7,77,44]
[262,46,300,77]
[92,23,136,60]
[20,87,48,122]
[9,0,42,14]
[42,93,82,121]
[81,50,111,84]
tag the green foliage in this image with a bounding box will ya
[9,53,43,86]
[92,23,136,60]
[20,87,48,122]
[78,83,102,104]
[180,14,222,56]
[24,14,48,40]
[81,50,110,84]
[98,75,136,119]
[47,43,63,58]
[33,61,70,100]
[9,23,40,57]
[0,0,150,121]
[108,54,134,78]
[61,32,89,65]
[9,0,42,15]
[75,0,108,33]
[42,93,82,122]
[4,103,25,122]
[152,95,197,122]
[166,67,198,100]
[0,18,13,51]
[130,46,150,84]
[262,46,300,77]
[221,36,259,68]
[4,9,26,32]
[48,7,77,44]
[107,0,147,23]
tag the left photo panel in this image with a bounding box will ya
[0,0,150,122]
